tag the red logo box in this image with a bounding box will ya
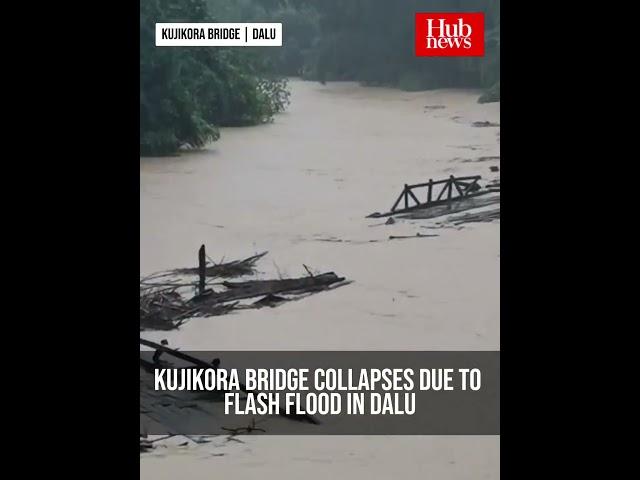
[415,12,484,56]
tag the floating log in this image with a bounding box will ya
[472,121,500,127]
[188,273,345,307]
[389,233,439,240]
[221,272,343,296]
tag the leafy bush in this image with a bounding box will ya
[140,0,291,156]
[299,0,500,98]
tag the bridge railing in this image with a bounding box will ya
[390,175,482,213]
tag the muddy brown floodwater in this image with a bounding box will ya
[140,79,500,479]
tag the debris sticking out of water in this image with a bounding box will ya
[450,207,500,225]
[472,121,500,128]
[424,105,446,112]
[140,247,348,331]
[389,233,439,241]
[461,156,500,163]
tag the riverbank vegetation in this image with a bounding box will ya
[140,0,290,155]
[141,0,499,156]
[208,0,500,96]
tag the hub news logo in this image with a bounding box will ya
[415,13,484,56]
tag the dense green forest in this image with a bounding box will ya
[140,0,290,155]
[141,0,500,155]
[216,0,500,92]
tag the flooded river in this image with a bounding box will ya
[140,79,499,478]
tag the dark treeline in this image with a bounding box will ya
[141,0,500,156]
[212,0,499,96]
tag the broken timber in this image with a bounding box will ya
[193,273,345,305]
[198,245,206,295]
[140,250,347,331]
[170,251,268,279]
[367,175,491,218]
[139,338,319,425]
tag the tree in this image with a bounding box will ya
[140,0,290,156]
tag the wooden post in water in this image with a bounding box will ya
[427,179,433,204]
[404,184,409,210]
[447,176,454,202]
[198,244,206,295]
[453,177,465,197]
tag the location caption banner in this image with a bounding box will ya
[155,23,282,46]
[140,351,500,435]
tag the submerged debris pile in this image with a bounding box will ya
[140,247,347,331]
[140,437,153,453]
[139,337,320,438]
[172,252,267,278]
[399,193,500,220]
[449,206,500,225]
[472,120,500,128]
[368,174,500,230]
[368,175,499,220]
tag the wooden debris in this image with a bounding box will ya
[171,251,267,279]
[222,419,266,435]
[368,175,488,218]
[396,192,500,220]
[472,121,500,127]
[198,245,206,295]
[139,338,320,425]
[252,294,287,308]
[367,174,501,233]
[461,156,500,163]
[389,233,439,240]
[486,178,500,192]
[140,250,347,331]
[140,437,154,452]
[218,273,344,299]
[450,207,500,225]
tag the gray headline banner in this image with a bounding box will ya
[140,351,499,435]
